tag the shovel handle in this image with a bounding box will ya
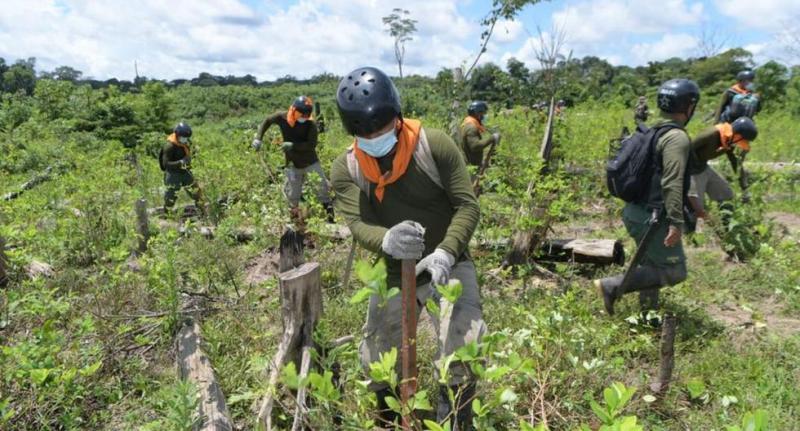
[400,259,418,429]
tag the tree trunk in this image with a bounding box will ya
[0,237,8,288]
[257,262,322,430]
[135,198,149,254]
[176,317,234,431]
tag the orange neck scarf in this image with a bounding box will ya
[462,115,486,133]
[168,133,191,156]
[715,123,750,152]
[286,97,314,127]
[353,119,422,202]
[730,83,749,95]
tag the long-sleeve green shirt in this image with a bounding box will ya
[649,118,691,227]
[160,141,191,172]
[689,126,727,174]
[256,111,319,168]
[458,119,494,166]
[331,127,480,284]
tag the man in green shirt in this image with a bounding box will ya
[596,79,700,316]
[687,117,757,219]
[458,101,500,167]
[331,67,484,430]
[159,122,205,215]
[252,96,334,222]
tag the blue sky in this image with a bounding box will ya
[0,0,796,81]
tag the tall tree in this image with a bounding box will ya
[382,8,417,78]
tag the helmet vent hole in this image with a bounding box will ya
[348,94,354,101]
[362,89,369,96]
[354,81,360,86]
[348,76,353,80]
[368,78,375,83]
[361,71,367,76]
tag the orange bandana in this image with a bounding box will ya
[715,123,750,152]
[462,115,486,133]
[286,96,314,127]
[730,83,749,95]
[167,133,191,157]
[353,119,422,202]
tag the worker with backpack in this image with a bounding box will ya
[599,79,700,316]
[715,70,760,124]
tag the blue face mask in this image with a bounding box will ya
[357,128,397,158]
[179,137,189,144]
[297,117,307,124]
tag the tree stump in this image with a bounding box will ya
[176,317,234,431]
[257,262,322,430]
[650,314,677,394]
[135,198,149,254]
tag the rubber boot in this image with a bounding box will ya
[437,383,476,431]
[375,388,400,429]
[596,264,684,316]
[323,202,335,224]
[594,279,618,316]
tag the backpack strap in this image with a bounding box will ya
[345,127,443,200]
[412,128,443,189]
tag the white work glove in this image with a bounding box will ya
[381,220,425,260]
[415,248,456,286]
[281,141,294,152]
[180,157,191,169]
[492,132,501,143]
[252,138,263,151]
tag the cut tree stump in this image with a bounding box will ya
[0,237,8,287]
[650,314,677,394]
[539,239,625,266]
[257,262,322,430]
[135,198,149,254]
[176,317,234,431]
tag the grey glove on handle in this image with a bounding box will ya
[252,138,263,151]
[381,220,425,260]
[416,248,456,286]
[492,132,501,143]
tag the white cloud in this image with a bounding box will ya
[631,33,698,64]
[494,20,524,44]
[0,0,475,80]
[552,0,703,45]
[714,0,800,30]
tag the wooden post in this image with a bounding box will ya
[651,314,677,394]
[400,259,418,430]
[135,198,149,254]
[176,317,234,431]
[0,237,8,287]
[257,262,322,430]
[538,97,557,170]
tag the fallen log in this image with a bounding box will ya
[176,317,234,431]
[27,260,53,279]
[257,262,323,430]
[3,166,54,201]
[538,239,625,266]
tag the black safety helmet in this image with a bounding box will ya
[467,101,489,116]
[174,122,192,138]
[736,70,755,82]
[292,96,313,115]
[657,79,701,114]
[336,67,401,136]
[731,117,758,141]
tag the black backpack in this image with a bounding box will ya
[606,123,677,203]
